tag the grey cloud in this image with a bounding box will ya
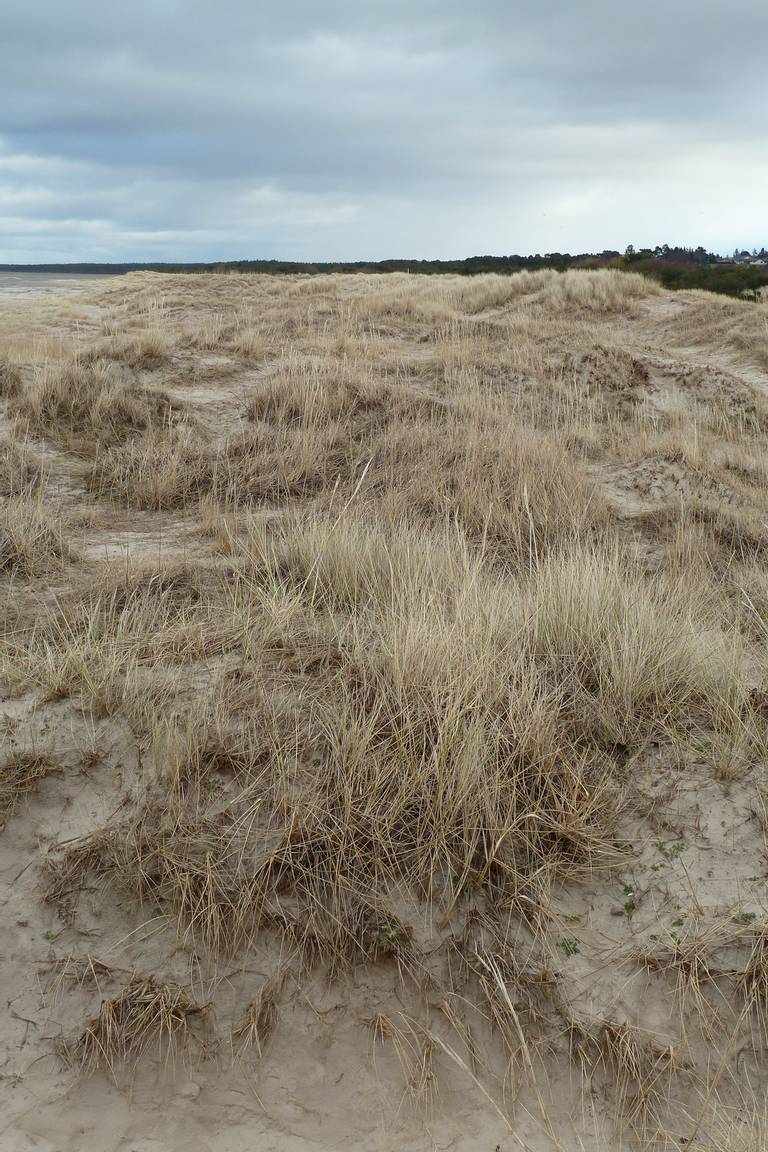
[0,1,766,261]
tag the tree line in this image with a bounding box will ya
[2,246,766,300]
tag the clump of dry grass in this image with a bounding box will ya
[197,492,241,552]
[2,558,235,708]
[58,974,209,1077]
[229,327,268,360]
[0,354,22,398]
[530,545,747,741]
[43,834,117,909]
[47,953,122,996]
[351,269,659,327]
[370,409,607,559]
[13,357,176,446]
[184,312,232,350]
[89,425,213,509]
[570,1017,685,1135]
[367,1012,440,1111]
[92,417,368,511]
[87,329,173,369]
[641,500,768,565]
[31,518,614,956]
[0,434,42,496]
[736,925,768,1031]
[0,750,56,825]
[459,268,659,314]
[244,352,420,426]
[26,505,755,984]
[232,972,285,1058]
[0,490,70,575]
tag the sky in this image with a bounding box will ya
[1,1,767,263]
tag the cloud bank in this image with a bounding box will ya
[2,1,766,261]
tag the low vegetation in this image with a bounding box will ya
[0,489,70,575]
[12,357,176,447]
[2,267,768,1149]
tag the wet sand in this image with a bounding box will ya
[0,272,121,300]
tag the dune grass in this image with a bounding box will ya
[12,357,177,447]
[0,488,70,575]
[3,267,768,1144]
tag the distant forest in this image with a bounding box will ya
[2,245,767,300]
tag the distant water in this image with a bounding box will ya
[0,272,115,299]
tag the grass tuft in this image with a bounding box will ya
[58,974,209,1077]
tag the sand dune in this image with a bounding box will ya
[2,270,768,1151]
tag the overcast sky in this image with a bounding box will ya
[2,1,766,263]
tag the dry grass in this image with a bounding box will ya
[89,425,213,509]
[57,973,209,1077]
[229,326,269,360]
[0,354,22,398]
[28,510,753,984]
[4,268,768,1145]
[0,749,56,825]
[0,434,42,496]
[659,293,768,374]
[707,1108,768,1152]
[232,972,284,1058]
[349,268,658,325]
[635,925,735,1044]
[88,329,173,369]
[12,357,177,447]
[0,489,70,575]
[570,1017,685,1136]
[737,926,768,1026]
[28,517,629,945]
